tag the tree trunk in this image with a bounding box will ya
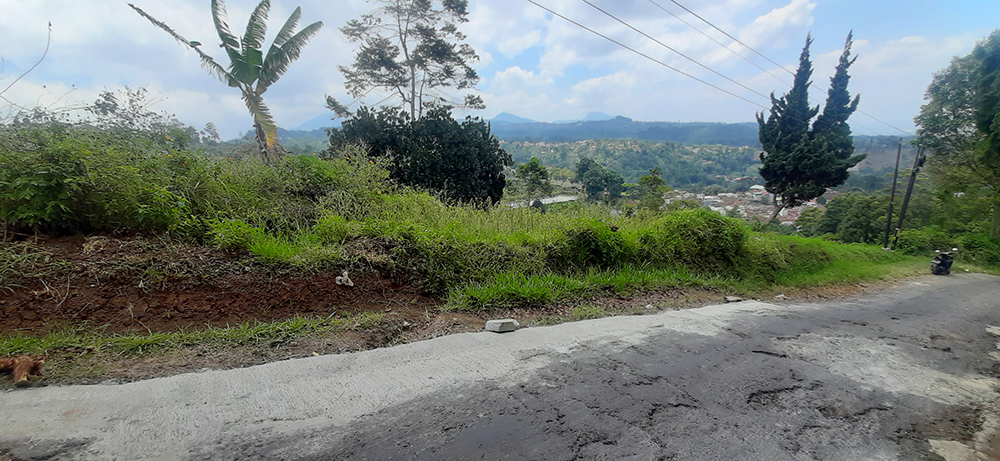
[254,120,271,164]
[768,202,785,223]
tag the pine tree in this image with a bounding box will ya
[757,33,864,222]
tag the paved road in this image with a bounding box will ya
[2,274,1000,460]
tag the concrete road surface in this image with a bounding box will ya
[2,274,999,460]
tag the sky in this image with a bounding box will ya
[1,0,998,140]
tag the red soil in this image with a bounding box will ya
[1,235,439,335]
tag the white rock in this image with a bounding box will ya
[485,319,520,333]
[335,270,354,287]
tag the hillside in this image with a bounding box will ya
[490,116,761,146]
[503,139,760,186]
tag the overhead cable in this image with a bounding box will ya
[581,0,771,101]
[647,0,791,87]
[526,0,769,110]
[665,0,912,135]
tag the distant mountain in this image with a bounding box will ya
[293,113,341,131]
[241,127,329,141]
[582,111,614,121]
[490,112,535,124]
[490,117,762,147]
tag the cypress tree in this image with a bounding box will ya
[757,33,865,222]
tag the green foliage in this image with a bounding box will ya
[503,139,760,189]
[209,219,265,250]
[576,157,624,201]
[636,169,667,211]
[330,106,511,205]
[0,312,386,359]
[915,30,1000,238]
[130,0,323,160]
[337,0,483,120]
[0,119,389,238]
[757,33,864,216]
[795,206,824,236]
[548,219,632,270]
[636,208,748,271]
[515,157,552,200]
[895,228,1000,267]
[817,193,884,244]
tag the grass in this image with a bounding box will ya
[0,312,387,358]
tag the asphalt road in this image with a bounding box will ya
[2,274,999,461]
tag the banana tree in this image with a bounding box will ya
[129,0,322,162]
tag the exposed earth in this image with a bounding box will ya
[0,274,998,460]
[1,234,888,385]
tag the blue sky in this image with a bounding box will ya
[1,0,998,139]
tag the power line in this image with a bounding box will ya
[647,0,878,135]
[665,0,790,73]
[526,0,769,111]
[647,0,791,88]
[575,1,879,135]
[665,0,912,135]
[580,0,771,101]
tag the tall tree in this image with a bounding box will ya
[337,0,484,121]
[129,0,322,162]
[757,34,864,222]
[575,157,624,201]
[916,30,1000,237]
[516,157,553,204]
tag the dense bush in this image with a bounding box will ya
[636,208,749,271]
[548,219,632,270]
[0,123,389,238]
[895,227,1000,266]
[329,106,511,205]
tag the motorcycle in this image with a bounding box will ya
[930,248,958,275]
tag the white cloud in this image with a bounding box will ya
[739,0,816,49]
[497,30,542,58]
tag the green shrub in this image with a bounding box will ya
[894,227,952,256]
[956,233,1000,266]
[209,219,264,250]
[313,214,357,244]
[548,219,633,270]
[636,208,748,271]
[0,125,88,231]
[397,239,547,295]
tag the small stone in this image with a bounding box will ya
[724,296,743,303]
[775,294,787,299]
[335,270,354,287]
[485,319,520,333]
[645,304,654,309]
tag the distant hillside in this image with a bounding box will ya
[490,112,535,123]
[490,117,761,147]
[293,114,341,131]
[503,139,760,186]
[852,136,918,174]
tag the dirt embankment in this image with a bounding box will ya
[1,234,439,335]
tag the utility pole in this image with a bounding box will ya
[882,140,903,249]
[889,146,925,249]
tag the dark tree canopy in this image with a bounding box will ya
[757,33,864,221]
[974,30,1000,170]
[337,0,483,121]
[916,29,1000,237]
[329,106,510,205]
[575,157,624,201]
